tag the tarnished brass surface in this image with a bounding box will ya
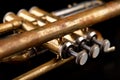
[29,6,58,22]
[4,12,38,31]
[1,8,97,63]
[0,1,119,59]
[13,29,103,80]
[4,10,62,58]
[0,1,118,80]
[1,48,48,63]
[13,57,74,80]
[0,20,22,34]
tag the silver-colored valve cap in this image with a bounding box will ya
[91,44,100,58]
[76,50,88,65]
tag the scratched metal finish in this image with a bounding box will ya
[0,1,120,59]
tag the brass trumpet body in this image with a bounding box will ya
[0,0,119,80]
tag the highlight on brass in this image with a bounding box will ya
[0,0,119,79]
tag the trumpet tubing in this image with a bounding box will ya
[0,1,119,59]
[0,0,119,79]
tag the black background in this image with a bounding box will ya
[0,0,120,80]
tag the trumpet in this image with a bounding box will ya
[0,0,119,79]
